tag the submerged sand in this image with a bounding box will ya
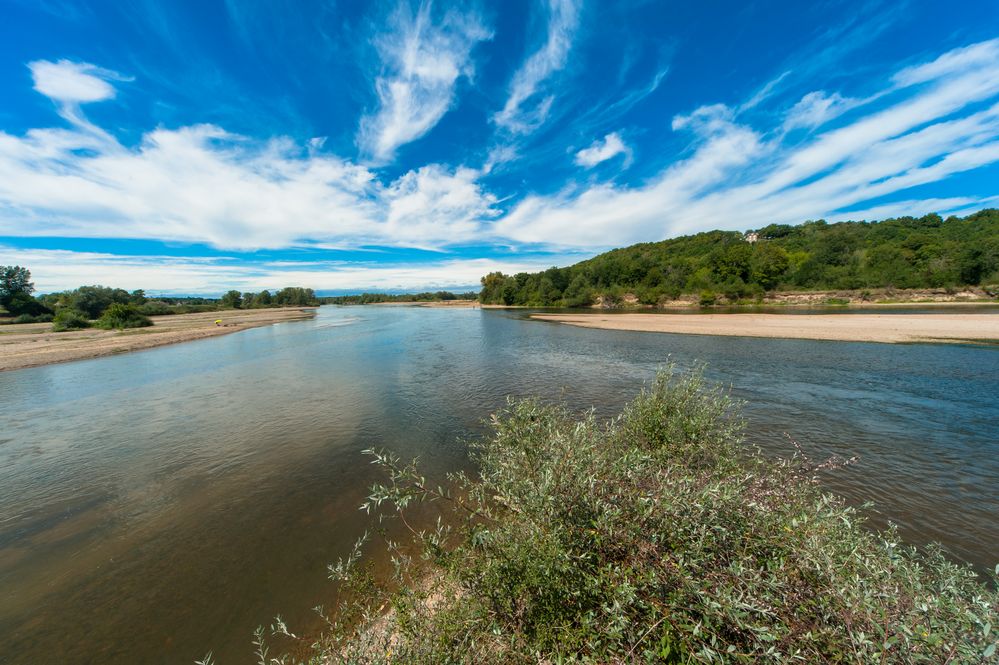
[530,312,999,345]
[0,308,316,372]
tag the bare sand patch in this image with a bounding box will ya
[530,312,999,344]
[0,308,316,372]
[368,299,480,308]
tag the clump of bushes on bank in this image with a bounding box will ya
[51,308,91,331]
[94,303,153,329]
[12,313,53,324]
[270,368,999,664]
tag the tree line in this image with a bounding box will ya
[479,209,999,306]
[0,268,319,331]
[321,290,478,305]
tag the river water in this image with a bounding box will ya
[1,305,997,663]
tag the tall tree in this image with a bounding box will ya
[221,290,243,309]
[0,265,34,306]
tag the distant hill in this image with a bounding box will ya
[478,209,999,306]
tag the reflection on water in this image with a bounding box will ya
[1,306,997,663]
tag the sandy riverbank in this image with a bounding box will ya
[368,299,481,308]
[0,308,316,372]
[530,312,999,344]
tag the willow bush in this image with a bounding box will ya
[260,368,997,664]
[94,303,152,329]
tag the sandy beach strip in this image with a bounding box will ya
[368,299,481,308]
[530,312,999,344]
[0,307,316,372]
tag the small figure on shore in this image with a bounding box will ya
[215,319,222,326]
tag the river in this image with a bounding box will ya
[1,305,997,663]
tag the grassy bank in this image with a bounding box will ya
[260,369,997,663]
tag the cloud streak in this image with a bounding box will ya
[494,0,581,133]
[496,38,999,247]
[358,2,491,162]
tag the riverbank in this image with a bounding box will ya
[367,299,481,308]
[531,311,999,344]
[0,307,316,371]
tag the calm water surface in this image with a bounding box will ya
[1,306,997,663]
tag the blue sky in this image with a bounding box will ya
[2,0,999,294]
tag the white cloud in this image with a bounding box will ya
[384,165,499,245]
[6,40,999,291]
[574,132,631,168]
[358,2,491,162]
[494,0,581,133]
[27,59,131,141]
[739,70,792,112]
[893,38,999,87]
[0,245,566,294]
[0,123,384,249]
[1,64,500,251]
[783,91,856,130]
[495,39,999,247]
[29,59,121,103]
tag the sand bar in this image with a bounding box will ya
[0,307,316,372]
[368,299,480,308]
[530,312,999,344]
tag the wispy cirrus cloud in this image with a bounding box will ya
[357,2,491,162]
[782,91,857,131]
[493,0,581,133]
[495,38,999,247]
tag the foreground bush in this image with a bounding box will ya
[94,303,153,329]
[51,308,91,331]
[266,369,997,664]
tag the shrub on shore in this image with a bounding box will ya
[264,368,997,664]
[94,303,153,330]
[51,308,91,331]
[138,300,177,316]
[12,313,53,324]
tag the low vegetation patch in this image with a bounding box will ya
[257,368,997,664]
[94,303,153,330]
[51,308,91,331]
[12,313,53,324]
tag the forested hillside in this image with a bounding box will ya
[479,209,999,306]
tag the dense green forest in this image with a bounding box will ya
[479,209,999,307]
[321,290,477,305]
[0,267,319,330]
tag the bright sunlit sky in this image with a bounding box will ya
[2,0,999,294]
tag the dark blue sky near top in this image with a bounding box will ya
[1,0,998,293]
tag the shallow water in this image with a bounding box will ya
[1,306,997,663]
